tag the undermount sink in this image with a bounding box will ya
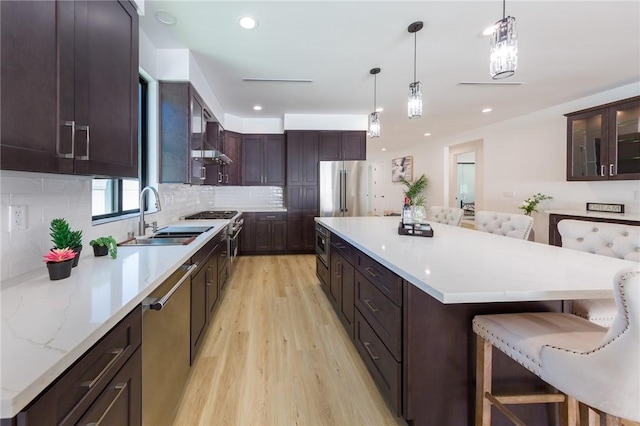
[118,236,196,246]
[118,225,214,247]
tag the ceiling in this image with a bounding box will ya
[139,1,640,151]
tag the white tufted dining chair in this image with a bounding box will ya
[473,268,640,426]
[558,219,640,327]
[427,206,464,226]
[475,211,533,240]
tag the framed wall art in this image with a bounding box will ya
[391,156,413,182]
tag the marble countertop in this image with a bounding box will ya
[547,209,640,222]
[0,220,229,418]
[316,216,639,305]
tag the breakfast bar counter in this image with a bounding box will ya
[315,216,638,426]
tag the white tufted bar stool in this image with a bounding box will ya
[428,206,464,226]
[558,219,640,327]
[473,268,640,426]
[475,211,534,240]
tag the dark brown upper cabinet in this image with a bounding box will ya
[218,130,242,185]
[241,134,286,186]
[566,96,640,181]
[318,131,366,161]
[286,131,319,186]
[159,82,216,185]
[1,0,139,178]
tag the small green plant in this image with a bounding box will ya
[89,236,118,259]
[50,218,82,249]
[400,174,429,206]
[69,230,83,248]
[518,193,553,216]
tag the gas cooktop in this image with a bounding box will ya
[183,210,239,220]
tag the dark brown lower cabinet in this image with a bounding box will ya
[329,247,355,338]
[254,212,287,253]
[3,308,142,425]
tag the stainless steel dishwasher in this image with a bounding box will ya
[142,262,197,426]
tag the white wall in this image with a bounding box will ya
[284,114,368,131]
[368,83,640,243]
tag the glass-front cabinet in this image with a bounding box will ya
[566,96,640,181]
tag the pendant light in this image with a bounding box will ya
[407,21,423,119]
[489,0,517,79]
[369,68,381,138]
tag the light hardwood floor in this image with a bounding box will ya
[173,254,402,426]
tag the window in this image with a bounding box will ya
[92,76,148,220]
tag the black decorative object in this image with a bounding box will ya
[46,259,74,281]
[586,203,625,214]
[398,222,434,237]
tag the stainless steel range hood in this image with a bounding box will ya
[191,150,232,165]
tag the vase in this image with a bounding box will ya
[411,205,427,224]
[71,245,82,267]
[93,245,109,257]
[46,259,73,280]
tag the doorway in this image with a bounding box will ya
[448,140,483,218]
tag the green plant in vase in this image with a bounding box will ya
[400,174,429,223]
[89,236,118,259]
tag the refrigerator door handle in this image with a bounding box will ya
[342,170,348,213]
[339,170,344,212]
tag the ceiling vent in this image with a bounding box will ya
[242,78,313,83]
[458,81,525,86]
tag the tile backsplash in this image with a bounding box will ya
[0,171,284,281]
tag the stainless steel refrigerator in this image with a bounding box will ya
[319,161,369,217]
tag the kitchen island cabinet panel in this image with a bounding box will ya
[1,0,139,178]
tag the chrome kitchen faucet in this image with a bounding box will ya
[138,186,162,236]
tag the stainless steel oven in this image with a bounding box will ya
[228,216,243,271]
[315,223,329,267]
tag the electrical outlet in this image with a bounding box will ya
[9,205,27,231]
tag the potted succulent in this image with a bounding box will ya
[89,236,118,259]
[50,218,83,267]
[43,248,76,280]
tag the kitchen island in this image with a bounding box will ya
[316,216,638,426]
[0,220,229,420]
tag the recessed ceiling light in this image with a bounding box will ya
[155,10,177,25]
[424,133,431,137]
[482,108,492,113]
[253,105,262,111]
[375,107,384,112]
[239,16,258,29]
[381,148,387,151]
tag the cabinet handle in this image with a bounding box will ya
[266,215,276,219]
[218,172,223,183]
[609,164,615,176]
[363,342,380,360]
[200,166,206,180]
[59,121,75,158]
[336,260,342,278]
[334,242,345,249]
[364,299,379,313]
[600,165,606,177]
[364,267,379,278]
[76,125,90,160]
[225,174,229,184]
[85,382,128,426]
[80,348,125,389]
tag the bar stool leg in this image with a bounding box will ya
[579,403,599,426]
[603,414,620,426]
[476,334,492,426]
[560,394,578,426]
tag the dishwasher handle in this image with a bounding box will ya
[144,264,198,311]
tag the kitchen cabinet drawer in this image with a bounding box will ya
[355,270,402,361]
[330,234,355,264]
[316,256,329,291]
[255,212,287,222]
[356,253,402,306]
[16,307,142,425]
[76,347,141,426]
[354,310,401,415]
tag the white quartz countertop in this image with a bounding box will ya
[547,209,640,222]
[316,216,639,305]
[0,220,229,418]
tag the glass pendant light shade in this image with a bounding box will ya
[408,81,422,118]
[369,111,381,138]
[490,15,518,79]
[369,67,381,138]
